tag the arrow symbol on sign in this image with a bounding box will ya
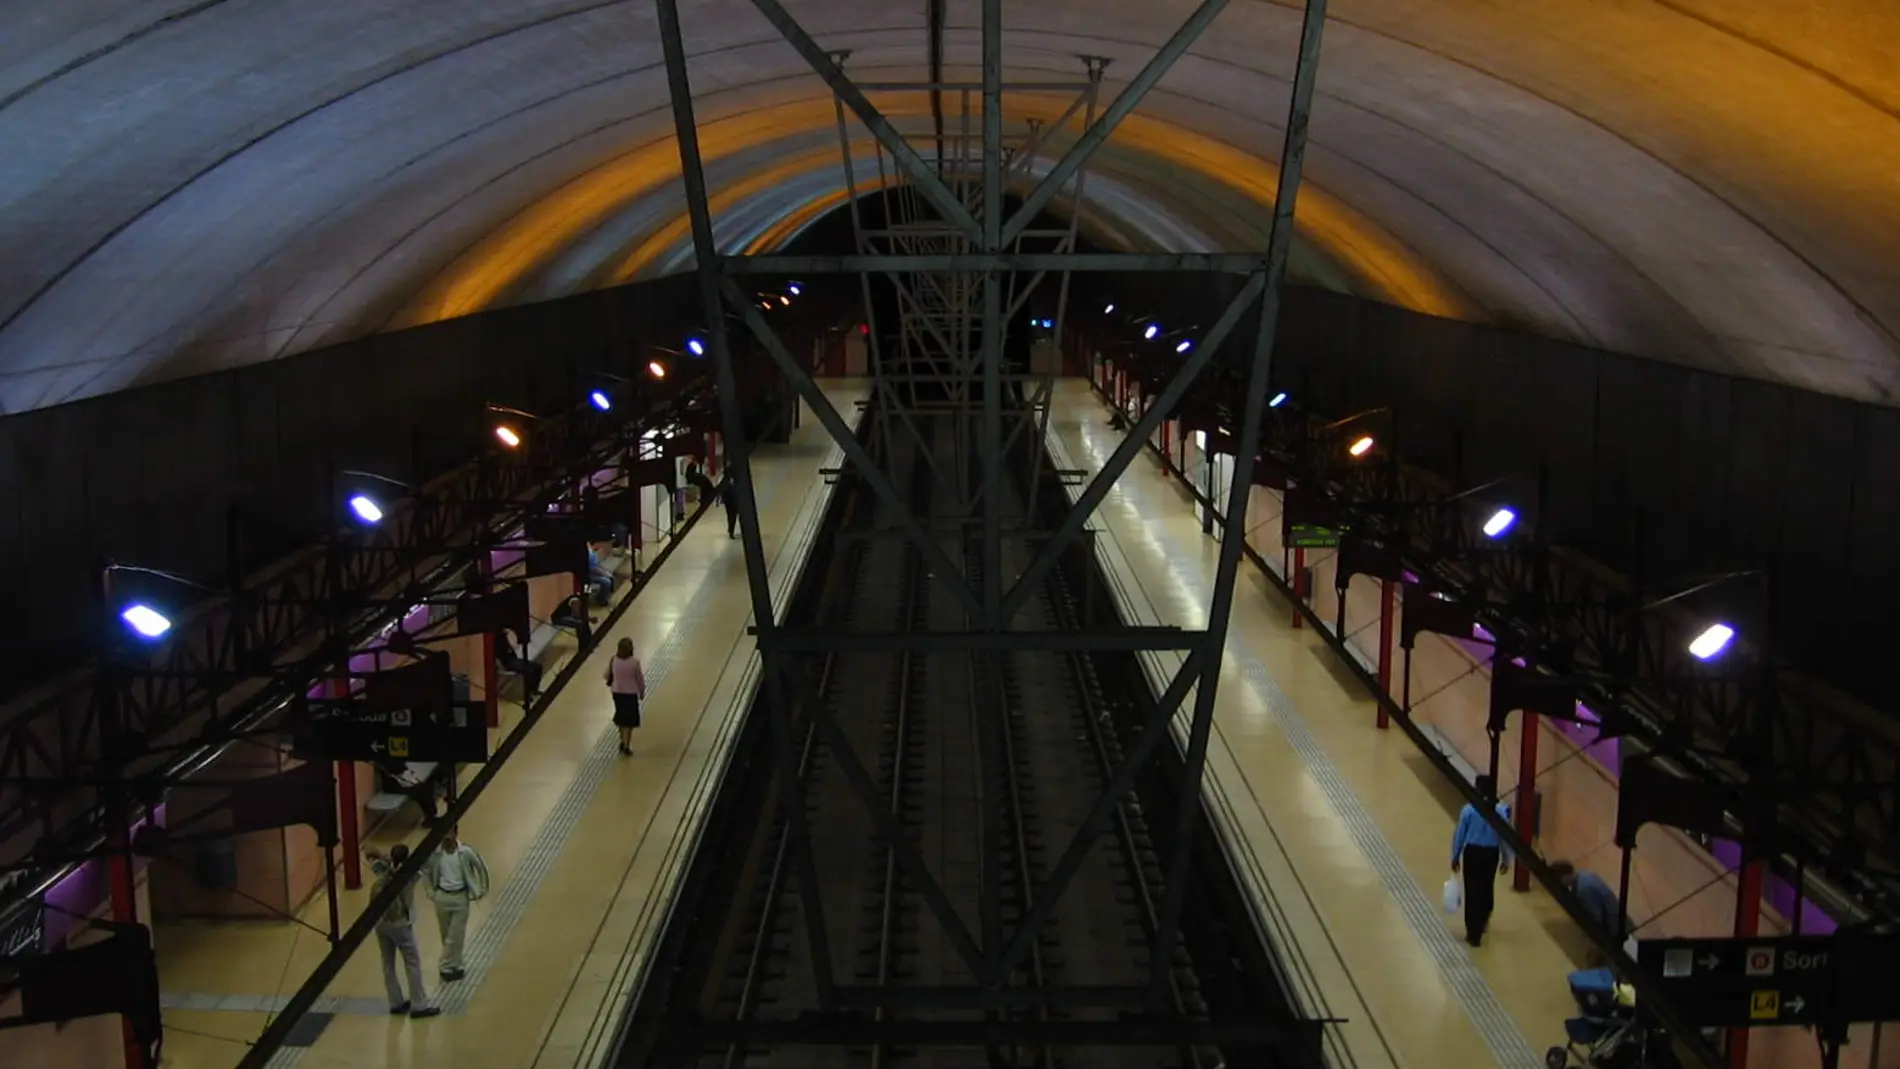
[1787,997,1806,1014]
[370,741,385,753]
[1697,954,1719,970]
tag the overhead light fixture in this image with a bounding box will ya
[1482,507,1517,538]
[494,425,523,449]
[686,338,706,356]
[1268,392,1288,408]
[121,604,172,640]
[1143,324,1160,341]
[1175,339,1193,353]
[348,494,385,525]
[648,360,667,379]
[1103,302,1116,314]
[778,295,791,306]
[789,283,802,296]
[1347,435,1375,457]
[589,390,612,412]
[1688,623,1735,660]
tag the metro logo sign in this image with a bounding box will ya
[1745,947,1776,977]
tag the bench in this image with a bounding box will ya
[497,622,567,700]
[523,622,562,664]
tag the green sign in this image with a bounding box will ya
[1287,524,1339,549]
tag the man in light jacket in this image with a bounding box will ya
[420,824,490,982]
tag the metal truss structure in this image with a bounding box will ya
[1091,338,1900,1067]
[0,367,722,984]
[653,0,1332,1054]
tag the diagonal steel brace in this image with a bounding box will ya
[1000,0,1232,245]
[747,0,984,240]
[997,270,1267,624]
[988,646,1205,980]
[718,276,987,619]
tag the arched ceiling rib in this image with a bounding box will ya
[2,0,1898,414]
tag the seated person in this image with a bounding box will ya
[551,594,592,644]
[586,543,615,605]
[495,630,545,697]
[375,758,442,822]
[1551,859,1632,963]
[684,460,718,501]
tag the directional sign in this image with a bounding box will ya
[291,700,488,764]
[1639,935,1900,1027]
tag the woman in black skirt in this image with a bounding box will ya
[604,637,647,755]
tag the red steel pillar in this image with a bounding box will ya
[479,550,500,729]
[1376,579,1396,728]
[1729,856,1767,1067]
[1513,712,1539,891]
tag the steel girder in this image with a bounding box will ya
[0,378,719,906]
[653,0,1333,1053]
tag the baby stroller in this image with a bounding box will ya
[1545,968,1679,1069]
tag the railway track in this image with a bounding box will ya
[618,403,1313,1069]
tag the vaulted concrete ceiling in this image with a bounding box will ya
[4,0,1898,414]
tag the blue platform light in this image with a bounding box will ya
[1268,392,1288,408]
[1143,324,1160,341]
[1482,507,1517,538]
[686,338,706,356]
[348,494,385,524]
[1175,339,1193,353]
[590,389,612,412]
[1688,623,1736,660]
[121,604,172,640]
[789,283,802,296]
[1103,302,1116,314]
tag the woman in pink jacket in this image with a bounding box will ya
[605,637,647,755]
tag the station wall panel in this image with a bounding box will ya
[0,274,697,703]
[1078,279,1900,710]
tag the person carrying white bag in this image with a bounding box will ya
[1448,774,1512,947]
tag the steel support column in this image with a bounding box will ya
[656,0,840,1005]
[1144,0,1330,1003]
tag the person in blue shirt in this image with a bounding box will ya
[1450,774,1513,947]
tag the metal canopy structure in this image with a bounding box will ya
[652,0,1332,1052]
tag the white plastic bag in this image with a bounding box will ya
[1442,875,1463,914]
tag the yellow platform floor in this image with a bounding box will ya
[151,382,865,1069]
[146,376,1597,1069]
[1047,378,1576,1069]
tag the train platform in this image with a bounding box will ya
[1044,377,1579,1069]
[148,375,1593,1069]
[149,381,866,1069]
